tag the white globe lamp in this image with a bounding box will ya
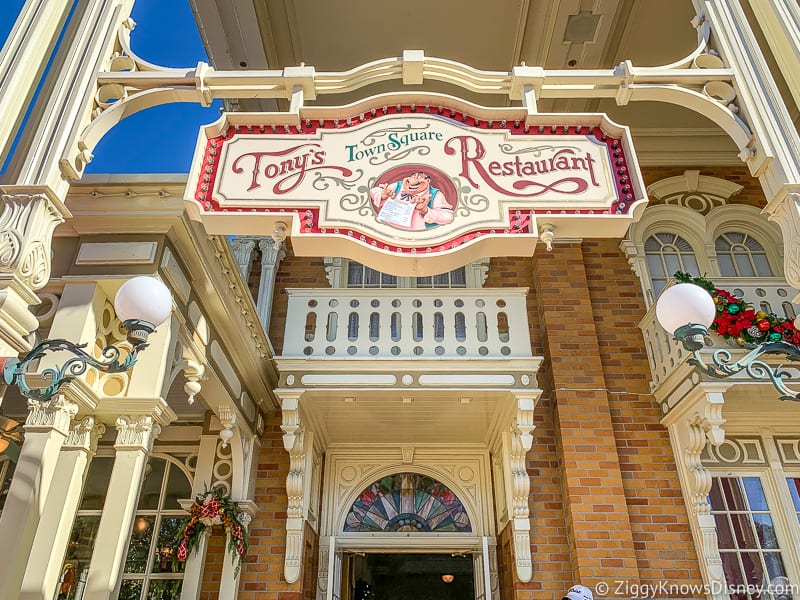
[114,276,173,345]
[655,283,716,350]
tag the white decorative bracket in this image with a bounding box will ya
[279,391,306,584]
[663,383,730,600]
[502,392,540,583]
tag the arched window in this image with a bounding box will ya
[119,456,192,599]
[644,233,700,297]
[715,232,773,277]
[344,472,471,532]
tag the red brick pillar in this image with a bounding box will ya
[532,243,639,585]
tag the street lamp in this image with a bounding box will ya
[655,282,800,402]
[1,276,172,403]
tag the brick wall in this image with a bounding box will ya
[268,242,329,355]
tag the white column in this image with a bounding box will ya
[20,416,105,600]
[179,434,219,600]
[0,0,73,154]
[695,1,800,288]
[230,237,257,281]
[745,0,800,112]
[0,395,78,600]
[218,504,256,600]
[256,238,286,330]
[82,415,161,600]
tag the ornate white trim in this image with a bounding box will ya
[24,396,78,435]
[114,415,161,451]
[63,416,106,453]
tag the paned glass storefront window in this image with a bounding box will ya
[119,457,192,600]
[709,476,789,599]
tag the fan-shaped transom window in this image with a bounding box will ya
[715,232,773,278]
[344,472,472,533]
[644,233,700,297]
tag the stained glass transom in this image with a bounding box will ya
[344,473,472,532]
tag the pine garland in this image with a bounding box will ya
[175,486,249,576]
[674,272,800,346]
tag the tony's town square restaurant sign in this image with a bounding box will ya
[185,105,647,274]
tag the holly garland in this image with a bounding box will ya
[674,272,800,346]
[175,486,249,576]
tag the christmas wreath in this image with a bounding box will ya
[175,486,249,576]
[674,272,800,346]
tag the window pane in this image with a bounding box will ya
[786,478,800,511]
[146,579,183,599]
[721,552,746,586]
[753,254,772,276]
[119,579,143,600]
[739,552,765,586]
[744,478,768,511]
[79,457,114,510]
[734,253,756,277]
[163,465,191,510]
[663,253,681,275]
[59,515,101,599]
[146,579,182,599]
[718,254,736,278]
[721,478,747,511]
[710,478,725,510]
[151,517,186,573]
[731,513,758,549]
[763,552,788,583]
[125,516,155,573]
[753,514,779,549]
[646,254,666,278]
[715,514,735,549]
[138,459,166,510]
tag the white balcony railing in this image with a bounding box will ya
[282,288,532,359]
[640,278,799,390]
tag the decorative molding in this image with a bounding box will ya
[208,235,269,358]
[702,437,766,466]
[775,438,800,465]
[0,194,64,290]
[401,446,414,464]
[114,415,161,451]
[647,170,743,215]
[63,416,106,453]
[160,246,191,304]
[24,396,78,435]
[75,241,158,265]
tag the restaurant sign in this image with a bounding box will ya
[185,105,646,274]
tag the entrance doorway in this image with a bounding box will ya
[348,554,474,600]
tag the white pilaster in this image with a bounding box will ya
[82,415,161,600]
[20,416,105,600]
[0,395,78,600]
[255,238,285,330]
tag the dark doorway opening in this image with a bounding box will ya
[351,553,474,600]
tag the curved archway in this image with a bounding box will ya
[343,472,472,533]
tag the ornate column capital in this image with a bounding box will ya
[0,193,65,290]
[258,237,286,266]
[114,415,161,451]
[63,415,106,454]
[230,237,257,280]
[24,396,78,435]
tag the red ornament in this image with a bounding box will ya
[758,319,771,331]
[177,539,189,561]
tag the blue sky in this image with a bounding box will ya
[1,1,221,174]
